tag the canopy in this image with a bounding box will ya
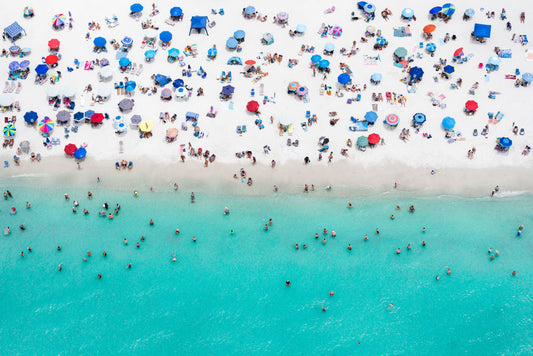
[45,55,58,65]
[131,115,142,125]
[394,47,407,57]
[473,23,491,38]
[368,133,380,145]
[247,100,259,112]
[234,30,245,40]
[277,12,289,21]
[48,38,60,49]
[173,79,184,88]
[364,111,378,123]
[0,95,13,106]
[338,73,351,84]
[324,43,334,52]
[426,42,437,52]
[46,86,60,97]
[413,113,426,125]
[311,54,322,63]
[93,37,106,48]
[364,3,376,13]
[443,65,455,74]
[429,6,442,15]
[166,128,179,138]
[139,120,153,132]
[170,7,183,17]
[441,3,456,16]
[371,73,382,82]
[118,98,134,110]
[161,88,172,98]
[226,37,238,49]
[357,136,369,147]
[100,66,113,78]
[74,147,86,159]
[464,9,475,17]
[385,114,399,126]
[227,56,243,65]
[288,81,299,91]
[3,124,16,137]
[125,81,136,92]
[296,24,306,33]
[442,116,455,130]
[130,3,143,13]
[56,110,71,123]
[121,37,133,47]
[402,8,414,18]
[318,59,330,68]
[9,61,20,71]
[24,111,38,123]
[119,57,131,67]
[222,85,234,95]
[376,36,387,45]
[189,16,209,36]
[144,50,157,58]
[62,86,76,97]
[498,137,512,148]
[488,56,500,65]
[522,73,533,83]
[91,113,104,123]
[245,6,255,15]
[423,24,436,33]
[332,26,342,37]
[39,117,54,132]
[154,74,169,86]
[159,31,172,42]
[453,47,464,57]
[465,100,478,111]
[64,143,77,155]
[296,86,308,96]
[4,22,26,41]
[168,48,180,57]
[35,64,49,75]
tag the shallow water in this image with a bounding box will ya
[0,181,532,355]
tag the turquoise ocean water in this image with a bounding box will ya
[1,180,532,355]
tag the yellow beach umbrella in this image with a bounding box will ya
[139,120,153,132]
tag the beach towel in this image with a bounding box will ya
[525,50,533,61]
[505,74,516,79]
[484,75,490,82]
[84,61,92,70]
[439,39,445,46]
[438,94,446,100]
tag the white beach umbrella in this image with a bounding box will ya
[100,66,113,78]
[0,94,14,107]
[279,113,293,126]
[62,85,76,98]
[144,29,158,39]
[46,86,60,98]
[175,86,187,97]
[97,85,112,98]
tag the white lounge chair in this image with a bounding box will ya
[106,14,119,28]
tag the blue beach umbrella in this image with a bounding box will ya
[9,61,20,71]
[364,3,376,13]
[24,111,38,123]
[168,48,180,57]
[73,112,84,121]
[364,111,378,123]
[426,42,437,52]
[207,47,217,57]
[409,67,424,79]
[19,60,30,69]
[154,74,168,86]
[144,50,156,58]
[371,73,382,82]
[159,31,172,42]
[84,110,95,118]
[324,43,334,52]
[35,64,49,75]
[376,36,387,45]
[74,147,87,159]
[119,57,131,67]
[338,73,351,84]
[394,47,407,58]
[130,3,143,13]
[441,3,456,16]
[226,37,238,49]
[488,56,500,65]
[443,65,455,74]
[296,24,306,33]
[222,85,234,95]
[170,7,182,17]
[357,2,367,10]
[429,6,442,15]
[498,137,512,148]
[93,37,106,47]
[464,9,475,17]
[173,79,184,88]
[413,113,426,125]
[442,116,455,130]
[318,59,330,68]
[522,73,533,83]
[402,8,414,18]
[245,6,255,15]
[234,30,245,40]
[121,37,133,46]
[311,54,321,63]
[125,80,136,91]
[3,124,16,137]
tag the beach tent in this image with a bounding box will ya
[473,24,491,38]
[441,116,455,130]
[338,73,351,85]
[4,22,26,42]
[185,112,199,121]
[364,111,378,123]
[227,56,242,65]
[24,111,38,123]
[189,16,209,36]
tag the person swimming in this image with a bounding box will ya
[407,244,411,250]
[134,190,139,197]
[264,224,268,231]
[58,264,62,271]
[127,263,132,269]
[390,214,395,220]
[348,201,353,208]
[315,233,319,239]
[323,228,327,235]
[136,242,140,248]
[83,209,89,214]
[286,280,291,286]
[57,246,62,251]
[409,205,415,212]
[103,251,107,257]
[295,244,299,250]
[175,229,180,234]
[149,219,154,226]
[224,207,230,215]
[269,219,272,226]
[322,238,327,244]
[124,238,128,245]
[331,231,336,237]
[192,236,197,242]
[97,273,102,279]
[396,248,401,254]
[26,202,31,208]
[191,192,195,203]
[172,253,177,262]
[422,241,426,246]
[364,234,368,241]
[73,200,79,207]
[347,244,352,250]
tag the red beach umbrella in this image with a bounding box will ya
[245,60,256,65]
[45,54,58,65]
[48,38,60,49]
[64,143,77,155]
[453,47,463,57]
[423,24,436,33]
[368,133,381,145]
[91,113,104,123]
[246,100,259,112]
[465,100,478,111]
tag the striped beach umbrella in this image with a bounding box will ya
[376,36,387,45]
[385,114,399,126]
[296,86,308,96]
[441,3,456,16]
[287,81,299,91]
[52,14,67,27]
[3,124,16,137]
[161,88,172,98]
[413,113,426,125]
[23,6,34,17]
[426,42,437,52]
[39,117,54,133]
[332,26,343,37]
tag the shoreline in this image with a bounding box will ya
[2,156,532,198]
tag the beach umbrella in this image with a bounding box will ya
[24,6,34,17]
[166,128,179,138]
[52,14,66,27]
[64,143,77,155]
[74,147,86,159]
[296,86,308,96]
[295,24,306,33]
[429,6,442,15]
[443,65,455,74]
[358,1,368,9]
[99,58,109,66]
[368,133,380,145]
[143,29,158,39]
[394,47,407,58]
[318,59,330,68]
[9,61,20,71]
[175,87,187,97]
[247,100,259,112]
[441,3,456,16]
[48,39,60,49]
[465,100,478,111]
[161,88,172,98]
[118,98,134,111]
[124,81,136,92]
[84,110,95,118]
[324,43,335,52]
[222,85,234,95]
[385,114,399,126]
[441,116,455,130]
[24,111,38,123]
[227,56,243,65]
[96,86,112,98]
[234,30,245,40]
[3,124,16,137]
[287,81,299,91]
[426,42,437,52]
[0,95,13,107]
[365,111,378,123]
[93,37,106,48]
[39,117,54,133]
[498,137,512,148]
[139,120,153,132]
[413,113,426,125]
[207,48,217,57]
[245,6,255,15]
[115,122,127,133]
[144,50,157,59]
[376,36,387,45]
[112,115,124,126]
[62,86,76,98]
[338,73,351,85]
[155,74,169,86]
[488,56,500,65]
[159,31,172,43]
[244,60,256,65]
[310,54,321,63]
[464,9,475,17]
[130,3,143,13]
[168,48,180,57]
[279,113,293,126]
[46,86,60,98]
[277,12,289,21]
[173,79,184,88]
[423,24,436,33]
[9,46,21,55]
[357,136,369,148]
[522,73,533,83]
[453,47,464,57]
[371,73,382,82]
[170,7,182,17]
[91,113,104,123]
[226,37,238,49]
[332,26,343,37]
[100,66,113,78]
[402,8,414,18]
[56,110,71,123]
[121,37,133,47]
[119,57,131,67]
[19,60,30,69]
[45,55,58,65]
[19,140,29,149]
[364,3,376,13]
[130,115,142,125]
[73,112,84,121]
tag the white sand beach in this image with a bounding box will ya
[1,0,532,194]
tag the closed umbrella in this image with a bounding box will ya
[3,124,16,137]
[364,111,378,123]
[166,128,179,138]
[357,136,369,147]
[64,143,77,155]
[442,116,455,130]
[423,24,436,33]
[338,73,351,84]
[247,100,259,112]
[24,111,38,123]
[385,114,399,126]
[139,120,153,132]
[413,113,426,125]
[74,147,87,159]
[368,133,380,144]
[465,100,478,111]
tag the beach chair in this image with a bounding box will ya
[165,18,176,26]
[242,125,247,133]
[3,161,8,168]
[236,125,242,134]
[287,124,293,135]
[106,14,119,27]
